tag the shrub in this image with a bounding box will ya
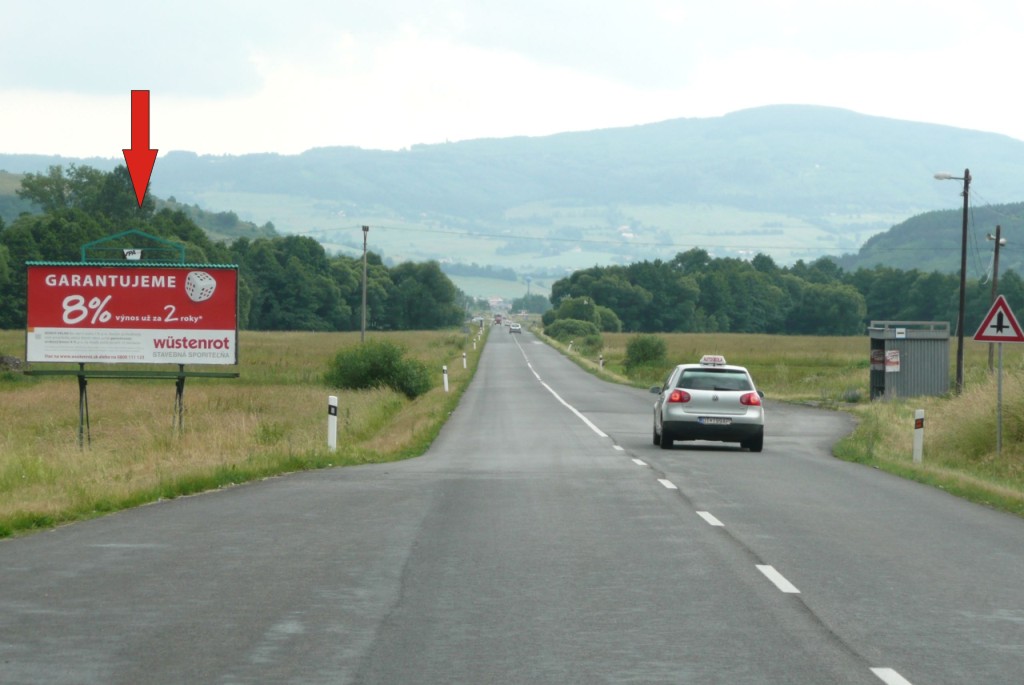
[324,340,434,399]
[394,358,433,399]
[624,334,667,371]
[544,318,601,343]
[595,305,622,332]
[577,334,604,356]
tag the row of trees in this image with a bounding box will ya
[549,249,1024,336]
[5,165,1018,337]
[0,166,475,331]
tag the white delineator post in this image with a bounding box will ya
[328,395,338,452]
[463,352,467,369]
[912,409,924,464]
[443,365,449,393]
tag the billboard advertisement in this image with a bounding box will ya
[26,264,238,365]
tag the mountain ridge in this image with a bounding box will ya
[3,105,1023,285]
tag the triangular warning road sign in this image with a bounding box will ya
[974,295,1024,342]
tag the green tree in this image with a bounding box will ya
[17,164,155,221]
[594,305,622,332]
[389,261,464,329]
[555,295,597,323]
[510,293,552,314]
[900,271,956,322]
[0,243,10,303]
[785,280,866,335]
[627,260,698,332]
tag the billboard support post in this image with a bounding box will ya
[78,365,90,449]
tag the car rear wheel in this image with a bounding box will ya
[653,425,661,445]
[659,428,674,449]
[742,430,764,453]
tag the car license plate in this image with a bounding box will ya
[699,417,732,426]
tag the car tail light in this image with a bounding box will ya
[668,389,691,403]
[740,392,761,406]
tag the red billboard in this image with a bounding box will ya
[26,264,238,365]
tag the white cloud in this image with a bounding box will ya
[3,0,1024,158]
[146,30,686,156]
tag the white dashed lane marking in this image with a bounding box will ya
[756,564,800,594]
[696,511,724,527]
[870,668,914,684]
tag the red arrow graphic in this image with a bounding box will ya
[122,90,158,207]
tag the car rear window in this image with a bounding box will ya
[678,369,753,392]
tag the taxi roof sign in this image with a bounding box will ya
[973,295,1024,343]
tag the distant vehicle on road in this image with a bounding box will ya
[509,323,522,333]
[651,354,764,452]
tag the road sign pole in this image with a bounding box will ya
[997,344,1003,456]
[972,295,1023,457]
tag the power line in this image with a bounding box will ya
[306,223,971,255]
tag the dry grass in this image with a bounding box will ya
[0,327,484,535]
[834,365,1024,514]
[591,332,868,402]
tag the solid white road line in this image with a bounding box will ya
[538,380,609,438]
[756,564,800,594]
[870,667,914,685]
[696,511,724,527]
[516,343,608,438]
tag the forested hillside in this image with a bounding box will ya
[4,165,1016,337]
[4,105,1024,280]
[0,167,476,331]
[836,202,1024,276]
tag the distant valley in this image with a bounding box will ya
[3,105,1024,299]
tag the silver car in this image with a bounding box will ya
[650,355,765,452]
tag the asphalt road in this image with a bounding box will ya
[2,328,1023,684]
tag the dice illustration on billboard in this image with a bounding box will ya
[185,271,217,303]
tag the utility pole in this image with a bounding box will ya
[987,225,1005,372]
[935,169,971,394]
[956,169,971,394]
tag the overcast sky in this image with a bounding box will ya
[2,0,1022,158]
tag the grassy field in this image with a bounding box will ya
[3,326,1023,538]
[0,327,486,537]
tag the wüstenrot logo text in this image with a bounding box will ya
[152,336,231,350]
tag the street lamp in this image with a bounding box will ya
[934,169,971,394]
[986,225,1006,371]
[361,225,369,343]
